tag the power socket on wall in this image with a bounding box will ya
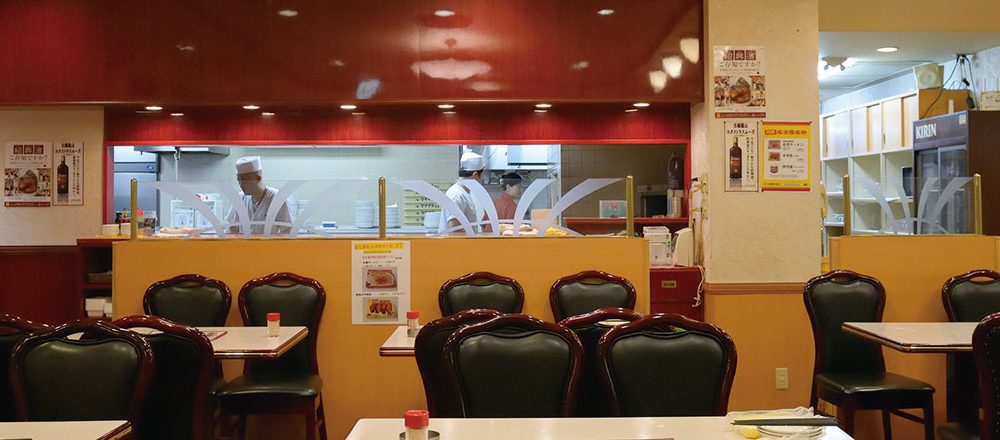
[775,367,789,390]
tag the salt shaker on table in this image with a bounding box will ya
[267,312,280,337]
[404,410,429,440]
[406,311,420,337]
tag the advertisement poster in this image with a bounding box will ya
[52,141,83,206]
[724,121,760,192]
[761,121,811,191]
[713,46,766,118]
[351,240,411,325]
[4,142,52,207]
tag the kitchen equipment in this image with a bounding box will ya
[100,224,120,236]
[599,200,627,218]
[673,227,694,266]
[643,226,673,267]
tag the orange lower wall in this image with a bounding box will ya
[112,236,648,439]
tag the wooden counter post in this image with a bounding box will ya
[974,173,983,235]
[842,174,850,236]
[130,178,138,240]
[626,175,635,237]
[378,177,387,239]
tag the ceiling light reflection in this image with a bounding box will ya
[340,104,357,110]
[434,10,455,17]
[438,104,455,109]
[411,59,491,80]
[145,105,162,111]
[597,9,614,16]
[571,60,590,70]
[170,112,184,117]
[661,56,683,79]
[680,38,700,63]
[625,108,639,113]
[262,112,275,116]
[535,103,552,109]
[278,9,298,17]
[633,102,650,108]
[242,105,260,110]
[648,71,667,93]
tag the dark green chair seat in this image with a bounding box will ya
[438,272,524,316]
[550,271,637,321]
[216,373,323,399]
[815,372,935,407]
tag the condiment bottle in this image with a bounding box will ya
[267,312,280,337]
[406,311,420,337]
[404,409,429,440]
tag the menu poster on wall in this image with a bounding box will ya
[712,46,766,118]
[723,121,760,192]
[761,121,811,192]
[4,141,52,207]
[52,141,83,206]
[351,240,411,325]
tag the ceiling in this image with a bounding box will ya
[819,32,1000,99]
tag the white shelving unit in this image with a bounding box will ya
[402,181,451,226]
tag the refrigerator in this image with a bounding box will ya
[913,111,1000,235]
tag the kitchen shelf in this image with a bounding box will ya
[76,238,127,319]
[851,150,882,159]
[822,156,849,162]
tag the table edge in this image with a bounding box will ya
[841,323,973,353]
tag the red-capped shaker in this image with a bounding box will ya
[266,312,280,337]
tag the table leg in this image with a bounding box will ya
[946,352,979,424]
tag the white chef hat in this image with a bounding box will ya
[235,156,262,174]
[460,152,485,172]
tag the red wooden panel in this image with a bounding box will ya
[649,266,703,320]
[0,247,78,325]
[0,1,702,104]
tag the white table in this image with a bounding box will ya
[379,325,416,357]
[842,322,975,353]
[200,326,309,359]
[346,417,853,440]
[0,420,130,440]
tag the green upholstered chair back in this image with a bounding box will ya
[239,272,325,376]
[144,274,232,327]
[973,312,1000,440]
[439,272,524,316]
[944,270,1000,322]
[550,271,637,321]
[804,270,886,375]
[0,315,50,422]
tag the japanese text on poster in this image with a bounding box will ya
[724,121,760,192]
[761,121,811,192]
[52,141,84,206]
[4,142,52,207]
[713,46,766,118]
[352,240,411,325]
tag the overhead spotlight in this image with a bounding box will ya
[442,111,456,115]
[261,112,275,116]
[633,102,650,108]
[145,105,163,111]
[876,46,898,53]
[625,108,639,113]
[438,104,455,109]
[597,9,614,16]
[340,104,357,110]
[170,112,184,117]
[818,57,856,80]
[534,109,548,113]
[278,9,298,17]
[242,105,260,110]
[351,112,365,116]
[434,10,455,17]
[535,103,552,109]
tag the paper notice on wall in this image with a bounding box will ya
[761,121,811,192]
[351,240,411,325]
[52,141,83,206]
[4,142,52,207]
[713,46,766,118]
[723,121,760,192]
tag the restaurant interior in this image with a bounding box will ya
[3,1,1000,439]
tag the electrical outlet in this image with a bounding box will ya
[775,367,789,390]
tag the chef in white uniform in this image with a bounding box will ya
[225,156,292,235]
[437,152,485,235]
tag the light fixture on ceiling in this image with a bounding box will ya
[535,103,552,109]
[170,112,184,117]
[817,56,857,80]
[242,105,260,110]
[633,102,650,108]
[438,104,455,109]
[351,112,365,116]
[625,108,639,113]
[145,105,163,111]
[876,46,899,53]
[597,9,614,16]
[570,60,589,70]
[262,112,275,116]
[442,111,456,115]
[434,10,455,17]
[534,109,547,113]
[340,104,357,110]
[278,9,298,17]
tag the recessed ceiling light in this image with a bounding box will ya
[434,10,455,17]
[534,109,548,113]
[278,9,298,17]
[145,105,162,111]
[876,46,898,53]
[340,104,357,110]
[535,103,552,109]
[351,112,365,116]
[438,104,455,109]
[261,112,275,116]
[442,111,456,115]
[170,112,184,117]
[570,60,589,70]
[633,102,650,108]
[242,105,260,110]
[597,9,614,16]
[625,108,639,113]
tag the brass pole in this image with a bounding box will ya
[378,177,387,239]
[842,174,851,236]
[130,178,138,240]
[626,175,635,237]
[974,173,983,235]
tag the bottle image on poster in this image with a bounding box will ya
[52,141,84,206]
[723,121,759,192]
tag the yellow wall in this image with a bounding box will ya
[112,236,648,438]
[820,0,1000,31]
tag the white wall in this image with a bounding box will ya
[0,107,104,245]
[973,45,1000,102]
[699,0,821,283]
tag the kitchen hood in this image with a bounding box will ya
[134,146,231,155]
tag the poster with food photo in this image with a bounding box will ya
[713,46,766,118]
[52,141,83,206]
[351,240,411,324]
[761,121,811,192]
[4,142,52,207]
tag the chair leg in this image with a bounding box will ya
[317,396,328,440]
[236,414,247,440]
[305,401,317,440]
[839,402,857,436]
[923,399,935,440]
[881,409,892,440]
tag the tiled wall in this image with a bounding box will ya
[560,144,685,218]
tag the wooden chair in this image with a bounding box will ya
[550,270,637,321]
[972,312,1000,440]
[116,315,215,440]
[559,307,643,416]
[414,309,501,417]
[438,271,524,316]
[215,272,327,440]
[10,319,154,428]
[596,313,736,416]
[443,314,583,417]
[0,314,51,421]
[805,270,935,439]
[144,273,232,326]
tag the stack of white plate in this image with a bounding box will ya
[355,200,375,228]
[385,205,400,228]
[757,425,824,439]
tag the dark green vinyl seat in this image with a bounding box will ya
[144,274,232,327]
[0,314,50,422]
[438,272,524,316]
[550,271,636,321]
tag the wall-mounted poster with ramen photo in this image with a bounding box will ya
[713,46,766,118]
[4,142,52,207]
[351,240,411,325]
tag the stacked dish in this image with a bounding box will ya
[757,425,824,439]
[385,205,400,228]
[355,200,375,228]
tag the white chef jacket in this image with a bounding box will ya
[437,180,478,234]
[224,186,292,235]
